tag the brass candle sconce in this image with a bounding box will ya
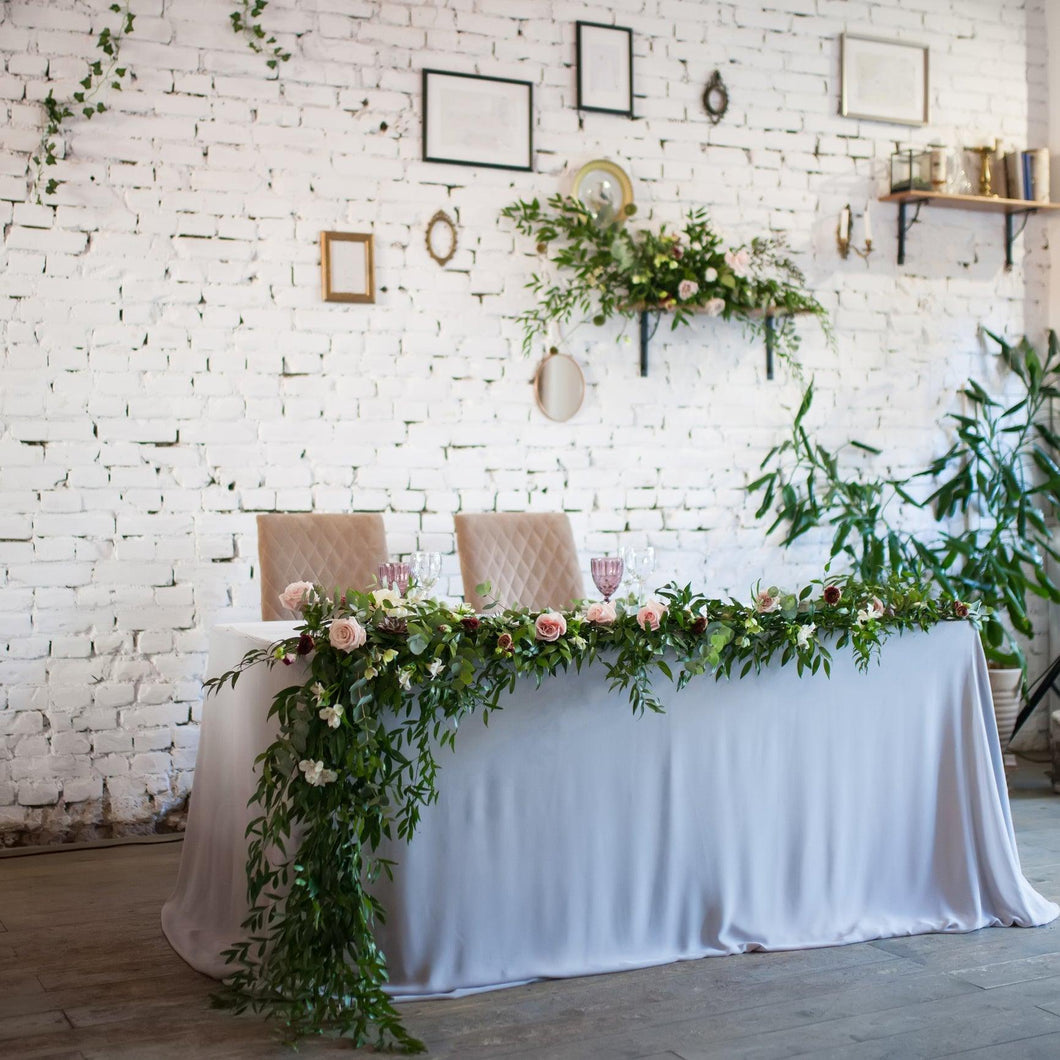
[837,203,874,261]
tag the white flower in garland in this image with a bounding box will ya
[381,648,399,666]
[427,658,445,678]
[397,667,413,691]
[318,703,344,729]
[299,759,338,786]
[856,598,886,626]
[311,681,327,704]
[796,622,816,650]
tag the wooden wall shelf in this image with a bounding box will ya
[634,305,813,380]
[879,191,1060,269]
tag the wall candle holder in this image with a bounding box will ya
[836,203,874,261]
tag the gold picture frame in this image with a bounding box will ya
[321,231,374,303]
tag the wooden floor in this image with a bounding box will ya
[3,769,1060,1059]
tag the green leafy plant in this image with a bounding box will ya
[230,1,291,69]
[205,575,971,1048]
[28,2,135,201]
[751,329,1060,673]
[501,195,828,371]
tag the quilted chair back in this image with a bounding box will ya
[257,513,389,620]
[455,512,584,612]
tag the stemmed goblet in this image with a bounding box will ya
[590,556,624,603]
[377,561,411,596]
[409,551,442,596]
[622,546,656,602]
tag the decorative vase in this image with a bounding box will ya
[988,667,1023,773]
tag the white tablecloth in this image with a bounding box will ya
[162,621,1057,996]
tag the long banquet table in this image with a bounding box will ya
[162,620,1057,996]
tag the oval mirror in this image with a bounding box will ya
[425,210,457,266]
[572,159,633,227]
[534,351,585,422]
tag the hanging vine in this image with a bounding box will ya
[28,1,135,201]
[229,1,291,69]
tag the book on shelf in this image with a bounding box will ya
[1003,149,1051,202]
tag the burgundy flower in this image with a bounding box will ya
[497,632,514,654]
[671,244,684,260]
[954,601,970,619]
[296,633,315,656]
[461,616,481,632]
[823,585,842,605]
[281,653,295,666]
[691,616,708,635]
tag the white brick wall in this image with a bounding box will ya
[0,0,1053,841]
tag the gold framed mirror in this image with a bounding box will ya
[572,159,633,226]
[425,210,458,266]
[534,349,585,422]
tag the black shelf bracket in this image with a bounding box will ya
[897,198,926,265]
[764,314,776,381]
[1004,208,1036,271]
[638,310,660,377]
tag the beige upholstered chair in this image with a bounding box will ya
[257,513,388,621]
[454,512,584,612]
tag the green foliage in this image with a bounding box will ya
[206,576,972,1047]
[500,195,828,371]
[28,3,135,201]
[750,329,1060,672]
[230,1,291,70]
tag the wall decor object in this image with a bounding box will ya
[576,21,633,117]
[839,34,929,126]
[534,347,585,422]
[422,69,533,171]
[425,210,458,266]
[572,158,634,226]
[702,70,729,124]
[320,231,374,303]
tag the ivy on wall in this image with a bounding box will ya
[27,2,289,201]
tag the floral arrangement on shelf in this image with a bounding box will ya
[205,574,976,1051]
[500,195,829,371]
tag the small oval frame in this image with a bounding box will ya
[425,210,458,266]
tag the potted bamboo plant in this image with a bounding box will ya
[751,329,1060,758]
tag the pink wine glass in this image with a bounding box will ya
[378,562,411,595]
[590,557,624,603]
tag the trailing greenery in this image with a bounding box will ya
[28,2,135,201]
[205,574,974,1049]
[750,329,1060,672]
[229,1,291,70]
[501,195,828,371]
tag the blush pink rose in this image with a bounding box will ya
[637,599,667,631]
[725,248,751,277]
[534,611,567,642]
[585,601,617,625]
[279,581,314,613]
[702,297,726,317]
[328,617,366,653]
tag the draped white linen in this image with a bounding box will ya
[162,621,1057,996]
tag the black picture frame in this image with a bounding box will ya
[576,21,634,118]
[422,69,533,172]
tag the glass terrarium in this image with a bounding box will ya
[890,148,932,193]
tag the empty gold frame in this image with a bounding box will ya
[321,231,375,303]
[425,210,458,266]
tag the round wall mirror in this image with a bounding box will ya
[572,159,633,226]
[534,351,585,422]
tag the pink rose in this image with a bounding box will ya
[534,611,567,642]
[328,617,366,653]
[755,590,781,614]
[637,599,667,631]
[702,297,726,317]
[725,248,751,277]
[279,581,314,613]
[677,279,699,300]
[585,601,617,625]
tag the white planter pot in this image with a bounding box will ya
[988,667,1022,772]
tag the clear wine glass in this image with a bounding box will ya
[378,561,411,595]
[409,551,442,596]
[624,546,655,602]
[590,556,624,603]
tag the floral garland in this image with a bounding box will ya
[501,195,829,372]
[205,574,974,1050]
